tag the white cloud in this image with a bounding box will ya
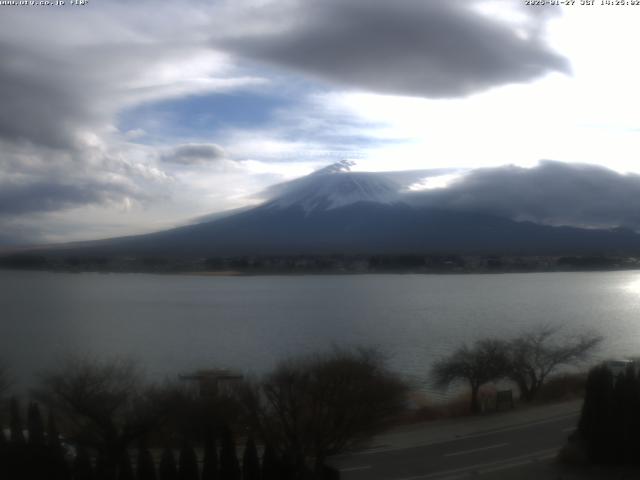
[2,1,640,245]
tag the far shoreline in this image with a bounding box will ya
[4,265,640,278]
[3,252,640,276]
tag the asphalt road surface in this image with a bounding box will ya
[331,412,579,480]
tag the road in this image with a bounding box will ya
[331,411,579,480]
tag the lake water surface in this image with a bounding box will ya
[3,269,640,394]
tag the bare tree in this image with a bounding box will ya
[505,325,602,402]
[238,347,408,479]
[431,339,509,414]
[32,356,165,475]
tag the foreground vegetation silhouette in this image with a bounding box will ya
[0,330,603,479]
[0,348,407,480]
[432,326,601,413]
[570,361,640,465]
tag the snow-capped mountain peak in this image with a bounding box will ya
[262,162,405,213]
[311,159,356,176]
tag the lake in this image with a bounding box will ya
[2,269,640,395]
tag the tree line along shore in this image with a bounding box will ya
[2,253,640,274]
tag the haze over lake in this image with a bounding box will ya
[3,270,640,394]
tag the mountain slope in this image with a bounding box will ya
[27,163,640,257]
[39,203,640,257]
[260,159,407,212]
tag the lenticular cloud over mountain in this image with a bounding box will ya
[408,161,640,230]
[260,160,640,231]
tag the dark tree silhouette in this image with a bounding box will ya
[27,402,45,446]
[242,437,260,480]
[260,444,279,480]
[74,446,95,480]
[219,425,241,480]
[117,449,135,480]
[506,326,602,402]
[159,448,178,480]
[577,364,615,463]
[610,365,639,464]
[178,440,199,480]
[47,411,61,450]
[151,380,240,446]
[0,430,6,480]
[18,401,53,480]
[575,362,640,465]
[240,347,407,478]
[0,363,10,403]
[137,438,157,480]
[10,397,25,444]
[46,411,70,480]
[96,449,116,480]
[201,432,219,480]
[432,339,509,414]
[35,356,166,474]
[322,465,340,480]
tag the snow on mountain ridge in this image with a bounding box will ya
[264,165,405,213]
[259,161,462,213]
[310,159,356,175]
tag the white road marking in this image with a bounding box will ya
[390,447,560,480]
[443,442,508,457]
[562,427,575,432]
[340,465,371,472]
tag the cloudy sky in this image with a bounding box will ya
[2,0,640,245]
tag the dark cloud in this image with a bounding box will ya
[0,14,174,225]
[160,143,227,165]
[410,161,640,229]
[225,0,569,98]
[0,39,213,151]
[0,3,265,152]
[0,44,92,150]
[0,180,136,216]
[0,5,237,243]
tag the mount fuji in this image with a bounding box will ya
[26,161,640,258]
[261,160,406,212]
